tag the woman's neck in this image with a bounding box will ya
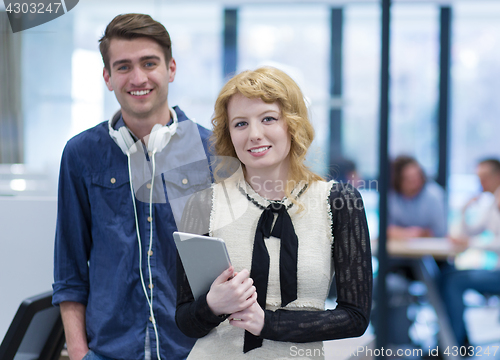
[244,164,289,201]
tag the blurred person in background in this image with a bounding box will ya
[457,158,500,241]
[442,158,500,349]
[381,156,448,346]
[388,155,447,240]
[329,157,362,186]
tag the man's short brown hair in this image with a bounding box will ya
[99,13,172,73]
[479,158,500,174]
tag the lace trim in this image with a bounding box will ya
[265,299,325,311]
[238,182,309,211]
[326,180,336,248]
[209,183,217,237]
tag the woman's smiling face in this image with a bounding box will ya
[227,93,291,178]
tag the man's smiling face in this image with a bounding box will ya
[103,37,176,121]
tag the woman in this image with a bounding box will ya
[175,67,372,359]
[388,155,447,239]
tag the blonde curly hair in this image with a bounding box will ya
[211,67,323,202]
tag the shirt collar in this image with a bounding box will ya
[112,111,177,142]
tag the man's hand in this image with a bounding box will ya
[449,235,469,251]
[462,195,480,214]
[229,301,265,336]
[206,267,257,316]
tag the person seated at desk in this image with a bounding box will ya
[329,157,362,186]
[388,155,447,240]
[458,158,500,242]
[441,158,500,349]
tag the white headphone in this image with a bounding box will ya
[108,108,179,155]
[108,108,179,360]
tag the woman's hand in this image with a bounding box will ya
[206,267,257,316]
[229,301,265,336]
[404,226,432,238]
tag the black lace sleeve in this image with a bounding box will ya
[175,188,226,338]
[259,183,372,342]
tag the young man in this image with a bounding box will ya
[52,14,211,360]
[441,158,500,347]
[459,158,500,239]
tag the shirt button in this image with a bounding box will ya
[148,250,153,256]
[110,178,116,184]
[182,178,188,185]
[149,316,153,322]
[148,283,154,289]
[148,151,153,158]
[146,183,152,189]
[147,216,152,222]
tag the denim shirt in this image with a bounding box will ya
[52,107,212,360]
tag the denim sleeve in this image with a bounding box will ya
[52,140,91,306]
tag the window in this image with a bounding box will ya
[238,4,330,176]
[19,2,222,195]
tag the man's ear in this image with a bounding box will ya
[103,67,114,91]
[168,58,177,83]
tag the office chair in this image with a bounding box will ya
[0,290,65,360]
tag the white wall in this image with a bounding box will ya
[0,196,57,342]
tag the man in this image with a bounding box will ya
[387,155,447,239]
[441,158,500,348]
[458,158,500,239]
[52,14,211,360]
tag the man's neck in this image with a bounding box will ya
[122,106,173,140]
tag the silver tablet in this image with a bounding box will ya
[173,231,232,300]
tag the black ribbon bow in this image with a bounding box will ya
[243,202,299,353]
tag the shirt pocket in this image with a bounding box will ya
[89,170,132,219]
[163,163,212,201]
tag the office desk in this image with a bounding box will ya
[387,237,463,260]
[387,237,463,359]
